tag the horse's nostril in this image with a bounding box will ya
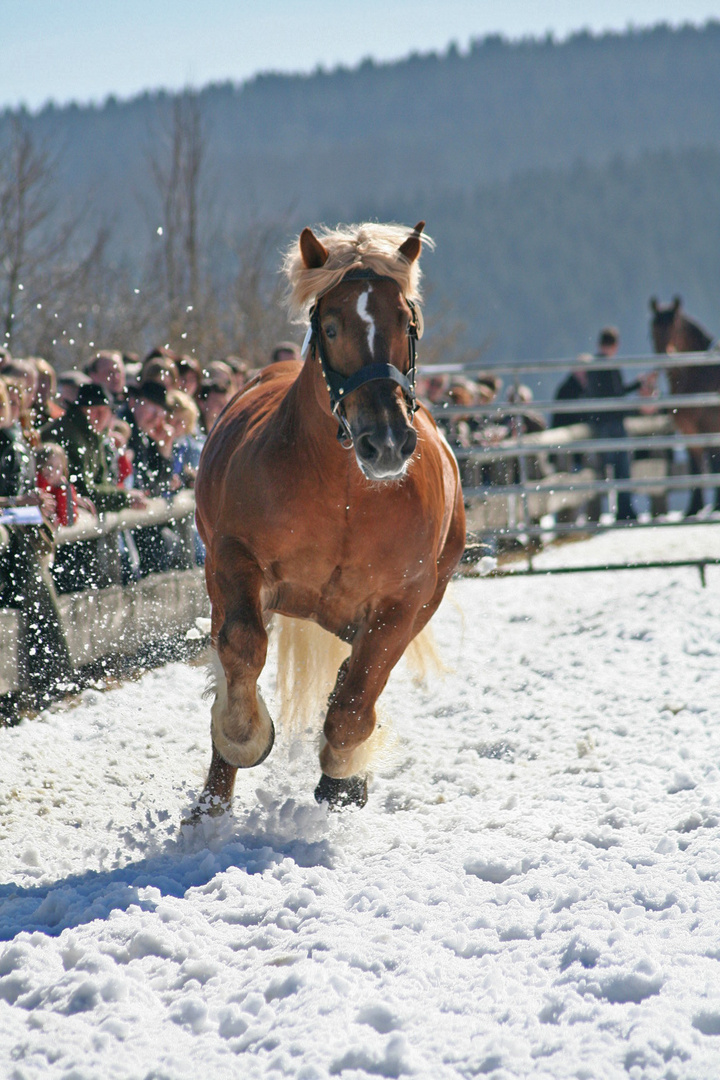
[355,424,416,472]
[356,433,378,462]
[401,427,417,459]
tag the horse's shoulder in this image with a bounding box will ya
[236,360,300,400]
[214,363,299,431]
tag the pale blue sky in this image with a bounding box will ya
[4,0,720,112]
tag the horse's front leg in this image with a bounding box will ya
[709,447,720,512]
[686,447,706,517]
[196,548,274,817]
[315,602,416,809]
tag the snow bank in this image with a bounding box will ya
[2,533,720,1078]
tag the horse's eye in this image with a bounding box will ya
[324,324,338,340]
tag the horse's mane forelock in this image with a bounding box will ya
[282,222,433,322]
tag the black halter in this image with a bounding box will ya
[306,268,422,447]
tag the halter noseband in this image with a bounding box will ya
[303,268,423,447]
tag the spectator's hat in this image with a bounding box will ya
[198,379,231,400]
[177,354,202,379]
[134,381,168,407]
[448,382,475,407]
[75,383,113,408]
[143,345,181,364]
[476,372,502,397]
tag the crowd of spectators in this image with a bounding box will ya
[0,343,301,598]
[0,324,662,600]
[417,325,662,520]
[417,371,547,452]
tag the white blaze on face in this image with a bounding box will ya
[356,287,376,357]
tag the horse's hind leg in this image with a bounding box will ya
[196,548,274,815]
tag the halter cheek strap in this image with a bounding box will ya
[305,271,422,447]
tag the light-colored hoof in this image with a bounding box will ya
[211,690,275,769]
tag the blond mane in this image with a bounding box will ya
[282,222,434,322]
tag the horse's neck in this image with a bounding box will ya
[289,354,345,453]
[678,317,713,352]
[667,317,719,393]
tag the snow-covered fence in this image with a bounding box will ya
[0,490,208,707]
[427,351,720,577]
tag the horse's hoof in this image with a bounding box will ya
[314,773,368,809]
[250,719,275,767]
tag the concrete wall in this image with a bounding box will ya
[0,610,22,695]
[58,569,210,669]
[1,494,210,701]
[1,566,209,700]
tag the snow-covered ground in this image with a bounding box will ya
[2,525,720,1079]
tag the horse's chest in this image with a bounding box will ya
[274,509,425,582]
[263,492,430,620]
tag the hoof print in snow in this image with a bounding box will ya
[464,858,522,884]
[693,1012,720,1036]
[596,972,662,1004]
[314,773,368,809]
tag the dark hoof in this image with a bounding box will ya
[314,773,368,809]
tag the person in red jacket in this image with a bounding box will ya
[35,442,96,526]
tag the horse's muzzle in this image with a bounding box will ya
[354,423,417,480]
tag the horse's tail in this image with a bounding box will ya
[273,615,350,738]
[404,623,448,683]
[271,615,445,762]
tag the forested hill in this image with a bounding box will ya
[354,147,720,363]
[2,22,720,363]
[16,21,720,230]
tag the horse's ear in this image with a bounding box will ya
[649,296,659,313]
[672,295,682,312]
[299,227,329,270]
[398,221,425,264]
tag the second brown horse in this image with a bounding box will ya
[193,222,465,813]
[650,296,720,515]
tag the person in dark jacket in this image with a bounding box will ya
[119,381,185,575]
[119,381,174,498]
[0,377,35,501]
[552,354,593,429]
[40,383,143,513]
[585,328,643,430]
[40,383,145,590]
[585,327,656,521]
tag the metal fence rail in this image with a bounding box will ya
[3,347,719,702]
[421,349,720,580]
[428,349,720,375]
[441,391,720,418]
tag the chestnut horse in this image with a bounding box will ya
[650,296,720,515]
[193,222,465,813]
